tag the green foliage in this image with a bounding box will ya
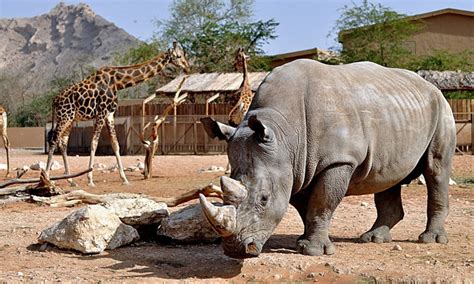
[330,0,421,67]
[113,42,164,65]
[407,49,474,72]
[154,0,278,72]
[183,20,278,72]
[442,90,474,99]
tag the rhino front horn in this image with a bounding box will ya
[199,194,237,237]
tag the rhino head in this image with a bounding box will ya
[200,115,293,258]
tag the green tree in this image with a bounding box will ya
[330,0,421,67]
[408,49,474,72]
[154,0,278,72]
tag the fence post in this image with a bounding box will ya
[471,99,474,155]
[193,121,198,154]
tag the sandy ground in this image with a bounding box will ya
[0,150,473,283]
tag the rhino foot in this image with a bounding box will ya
[418,229,448,244]
[296,238,335,256]
[360,226,392,243]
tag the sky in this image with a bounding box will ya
[0,0,473,55]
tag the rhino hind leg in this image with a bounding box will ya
[418,117,454,245]
[296,164,354,256]
[418,157,451,244]
[360,185,404,243]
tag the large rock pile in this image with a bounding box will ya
[38,196,220,254]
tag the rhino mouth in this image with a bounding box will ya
[222,236,263,259]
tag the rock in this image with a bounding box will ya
[157,204,220,243]
[103,198,168,226]
[307,272,316,279]
[392,244,402,251]
[360,202,368,207]
[412,175,456,186]
[29,161,46,171]
[38,205,139,254]
[50,161,63,171]
[93,163,107,170]
[200,165,225,173]
[0,163,7,170]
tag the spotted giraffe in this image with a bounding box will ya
[228,48,253,127]
[0,106,10,177]
[46,42,189,186]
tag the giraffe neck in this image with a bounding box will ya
[241,57,249,87]
[109,53,171,91]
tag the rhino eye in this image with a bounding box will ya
[260,195,268,207]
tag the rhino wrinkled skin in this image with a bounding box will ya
[200,59,456,258]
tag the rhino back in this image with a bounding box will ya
[250,59,452,194]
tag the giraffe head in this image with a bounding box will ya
[234,47,250,71]
[167,42,190,73]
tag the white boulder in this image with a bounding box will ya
[157,204,220,243]
[30,161,47,171]
[38,205,139,254]
[103,198,168,226]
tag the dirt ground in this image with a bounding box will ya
[0,150,472,283]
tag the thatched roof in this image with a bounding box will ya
[417,70,474,90]
[156,72,269,95]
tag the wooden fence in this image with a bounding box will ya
[39,99,473,155]
[448,99,473,154]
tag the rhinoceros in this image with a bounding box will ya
[199,59,456,258]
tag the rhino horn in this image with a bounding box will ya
[199,194,237,237]
[221,176,247,205]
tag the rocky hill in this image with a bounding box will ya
[0,3,141,112]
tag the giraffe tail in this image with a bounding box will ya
[47,101,56,143]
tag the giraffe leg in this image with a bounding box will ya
[2,134,9,177]
[105,112,129,185]
[46,119,71,176]
[87,118,105,187]
[58,124,77,186]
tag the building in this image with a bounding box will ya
[339,8,474,57]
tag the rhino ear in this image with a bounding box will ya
[200,117,236,141]
[248,115,272,142]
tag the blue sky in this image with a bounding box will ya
[1,0,472,55]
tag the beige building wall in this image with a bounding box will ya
[410,13,474,56]
[7,127,45,149]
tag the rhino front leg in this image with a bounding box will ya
[360,185,404,243]
[297,164,354,256]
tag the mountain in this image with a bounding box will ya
[0,2,142,111]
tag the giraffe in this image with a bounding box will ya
[228,48,253,127]
[46,42,190,186]
[0,106,10,177]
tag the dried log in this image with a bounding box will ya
[32,183,223,208]
[0,168,92,188]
